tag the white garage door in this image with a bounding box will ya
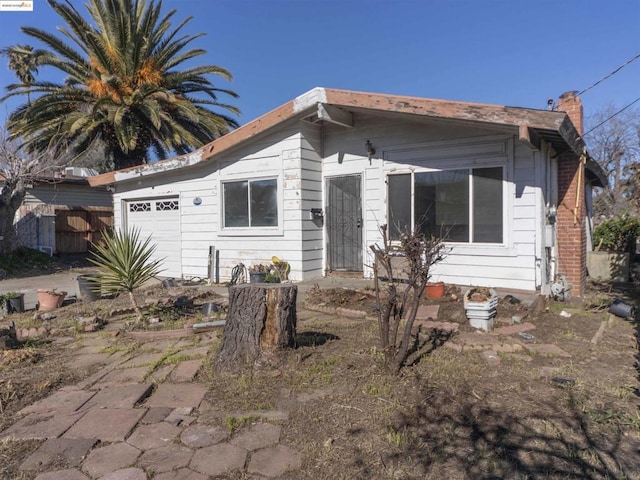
[126,197,181,278]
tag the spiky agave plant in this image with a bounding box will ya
[89,228,164,321]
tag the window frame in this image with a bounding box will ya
[219,175,283,236]
[387,165,507,246]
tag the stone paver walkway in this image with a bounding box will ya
[0,330,302,479]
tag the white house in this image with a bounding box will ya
[89,88,606,297]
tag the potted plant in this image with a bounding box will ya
[37,289,67,311]
[248,263,270,283]
[588,215,640,282]
[0,292,25,314]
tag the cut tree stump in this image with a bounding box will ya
[215,283,297,370]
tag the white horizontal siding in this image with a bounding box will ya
[113,112,547,291]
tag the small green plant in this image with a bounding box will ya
[593,215,640,254]
[264,272,280,283]
[0,292,21,313]
[89,228,164,322]
[224,415,257,434]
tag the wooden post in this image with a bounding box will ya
[215,283,297,370]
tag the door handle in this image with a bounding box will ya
[356,218,362,228]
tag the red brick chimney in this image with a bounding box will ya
[555,90,586,297]
[556,90,584,135]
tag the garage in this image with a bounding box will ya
[125,197,181,278]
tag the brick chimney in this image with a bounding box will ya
[555,90,586,297]
[556,90,583,135]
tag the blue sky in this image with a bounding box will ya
[0,0,638,140]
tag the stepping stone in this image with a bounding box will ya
[180,424,229,448]
[179,346,210,358]
[169,359,203,382]
[165,408,197,427]
[137,444,193,473]
[147,364,175,382]
[19,438,98,471]
[127,422,182,450]
[118,352,163,368]
[140,407,173,424]
[95,367,148,387]
[413,320,458,332]
[81,442,141,478]
[64,408,146,442]
[230,422,281,451]
[17,389,96,417]
[97,467,147,480]
[189,443,248,477]
[81,384,153,410]
[152,468,209,480]
[67,354,112,370]
[416,304,440,320]
[1,411,85,440]
[526,344,572,358]
[34,469,89,480]
[143,383,207,409]
[247,444,302,477]
[74,345,106,355]
[481,350,501,366]
[493,322,536,336]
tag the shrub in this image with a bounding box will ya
[0,247,52,274]
[89,228,164,322]
[593,215,640,254]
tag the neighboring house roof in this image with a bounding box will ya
[88,87,607,187]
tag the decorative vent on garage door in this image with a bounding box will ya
[129,202,151,212]
[156,200,179,211]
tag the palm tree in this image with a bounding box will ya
[1,0,239,170]
[0,45,39,104]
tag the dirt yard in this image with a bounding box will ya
[1,277,639,479]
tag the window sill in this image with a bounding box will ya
[219,227,284,237]
[445,243,517,257]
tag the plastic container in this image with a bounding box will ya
[249,272,267,283]
[77,274,101,301]
[608,299,635,319]
[7,294,25,313]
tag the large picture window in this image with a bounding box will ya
[223,178,278,228]
[388,166,503,243]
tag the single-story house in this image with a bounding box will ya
[89,88,606,297]
[16,167,113,254]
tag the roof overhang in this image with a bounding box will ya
[88,87,590,187]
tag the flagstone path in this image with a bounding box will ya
[1,330,302,479]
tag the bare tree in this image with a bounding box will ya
[369,225,447,374]
[586,106,640,217]
[0,129,65,255]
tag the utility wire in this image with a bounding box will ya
[578,52,640,97]
[584,96,640,136]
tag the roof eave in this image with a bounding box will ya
[88,87,585,187]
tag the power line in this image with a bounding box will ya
[578,52,640,97]
[584,96,640,136]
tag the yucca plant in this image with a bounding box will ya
[89,228,164,321]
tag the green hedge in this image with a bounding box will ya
[593,215,640,254]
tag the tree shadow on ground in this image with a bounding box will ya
[385,387,640,479]
[296,331,340,348]
[405,327,455,368]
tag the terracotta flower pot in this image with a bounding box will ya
[425,282,445,299]
[37,289,67,311]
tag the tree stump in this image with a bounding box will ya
[215,283,297,370]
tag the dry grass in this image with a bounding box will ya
[0,280,638,479]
